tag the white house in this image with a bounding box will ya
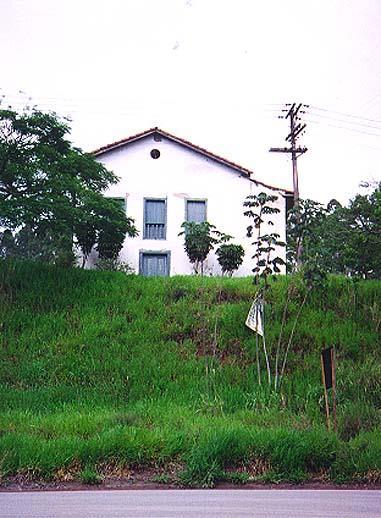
[90,127,292,276]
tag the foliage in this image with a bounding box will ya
[179,221,231,275]
[215,243,245,276]
[300,259,327,290]
[243,192,285,285]
[344,182,381,278]
[287,182,381,279]
[0,106,137,266]
[0,230,17,258]
[95,258,135,274]
[0,225,79,267]
[0,261,380,486]
[286,198,327,273]
[244,191,288,389]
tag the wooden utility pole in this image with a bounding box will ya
[269,103,308,265]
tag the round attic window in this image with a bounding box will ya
[150,149,160,159]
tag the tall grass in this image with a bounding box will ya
[0,259,380,485]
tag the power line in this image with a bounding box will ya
[308,104,381,126]
[305,118,381,138]
[307,112,381,132]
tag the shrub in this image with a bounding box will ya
[95,258,135,274]
[216,244,245,276]
[179,222,230,275]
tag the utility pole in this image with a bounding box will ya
[269,103,308,266]
[269,103,308,209]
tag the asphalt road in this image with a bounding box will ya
[1,489,380,517]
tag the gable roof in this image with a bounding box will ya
[91,127,292,194]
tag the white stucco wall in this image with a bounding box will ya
[89,134,287,276]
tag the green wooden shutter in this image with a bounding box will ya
[141,253,169,276]
[186,200,206,223]
[144,200,166,239]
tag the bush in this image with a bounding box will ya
[179,221,230,275]
[95,258,135,273]
[216,244,245,276]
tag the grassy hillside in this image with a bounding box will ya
[0,260,380,487]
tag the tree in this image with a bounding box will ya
[345,182,381,278]
[17,225,76,266]
[216,243,245,276]
[243,192,285,285]
[0,230,17,258]
[286,183,381,279]
[179,221,231,275]
[0,106,137,266]
[242,192,324,391]
[243,192,286,386]
[286,198,327,273]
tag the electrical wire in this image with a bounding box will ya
[307,104,381,126]
[305,118,381,138]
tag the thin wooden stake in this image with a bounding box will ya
[260,302,271,385]
[262,332,271,385]
[255,333,261,386]
[331,347,337,432]
[321,353,331,431]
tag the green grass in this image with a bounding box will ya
[79,465,102,485]
[0,259,380,486]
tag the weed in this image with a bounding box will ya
[79,465,102,485]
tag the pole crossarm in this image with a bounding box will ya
[269,147,307,154]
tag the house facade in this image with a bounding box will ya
[90,128,292,276]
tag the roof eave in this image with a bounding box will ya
[92,127,252,178]
[91,127,292,192]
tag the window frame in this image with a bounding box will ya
[143,197,167,240]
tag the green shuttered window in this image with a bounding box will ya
[140,252,170,276]
[144,199,166,239]
[186,200,207,223]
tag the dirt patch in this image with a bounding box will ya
[1,462,380,492]
[224,458,272,479]
[215,289,252,304]
[0,462,186,492]
[1,477,380,492]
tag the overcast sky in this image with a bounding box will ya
[2,0,381,203]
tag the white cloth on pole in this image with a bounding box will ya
[245,295,264,336]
